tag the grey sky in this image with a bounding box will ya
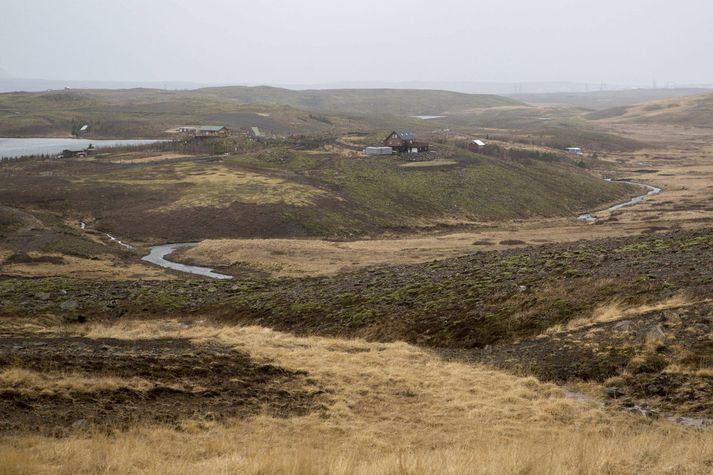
[1,0,712,86]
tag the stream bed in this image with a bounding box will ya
[141,243,233,280]
[578,180,662,222]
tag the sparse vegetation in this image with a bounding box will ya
[0,142,637,241]
[3,84,713,474]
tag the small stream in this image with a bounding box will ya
[80,222,231,279]
[577,179,662,223]
[141,243,233,280]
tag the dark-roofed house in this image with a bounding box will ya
[196,126,230,138]
[384,129,429,153]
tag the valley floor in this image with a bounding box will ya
[2,121,713,474]
[177,125,713,278]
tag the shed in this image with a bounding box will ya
[468,139,486,152]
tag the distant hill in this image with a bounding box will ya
[196,85,524,115]
[512,88,712,111]
[0,86,522,138]
[586,92,713,127]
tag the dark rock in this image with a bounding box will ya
[606,387,625,398]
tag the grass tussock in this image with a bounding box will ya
[547,293,701,334]
[0,321,705,474]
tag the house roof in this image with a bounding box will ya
[199,126,227,132]
[251,127,262,136]
[79,125,89,131]
[472,139,486,146]
[392,129,416,141]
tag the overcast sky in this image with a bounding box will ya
[1,0,712,87]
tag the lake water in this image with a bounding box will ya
[0,137,164,159]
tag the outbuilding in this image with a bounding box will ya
[468,139,486,152]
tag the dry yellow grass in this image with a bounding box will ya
[0,368,155,397]
[0,249,12,264]
[157,165,328,210]
[554,293,707,333]
[0,252,171,280]
[178,218,660,277]
[2,320,709,474]
[101,153,193,164]
[79,162,328,210]
[398,159,458,168]
[663,365,713,378]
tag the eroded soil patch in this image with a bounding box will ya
[0,336,324,435]
[469,303,713,417]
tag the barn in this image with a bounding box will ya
[384,129,429,153]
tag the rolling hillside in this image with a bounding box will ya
[0,86,522,138]
[586,92,713,127]
[0,141,636,242]
[195,85,524,115]
[512,88,711,111]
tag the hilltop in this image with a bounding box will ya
[0,86,522,138]
[512,88,711,111]
[195,85,523,115]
